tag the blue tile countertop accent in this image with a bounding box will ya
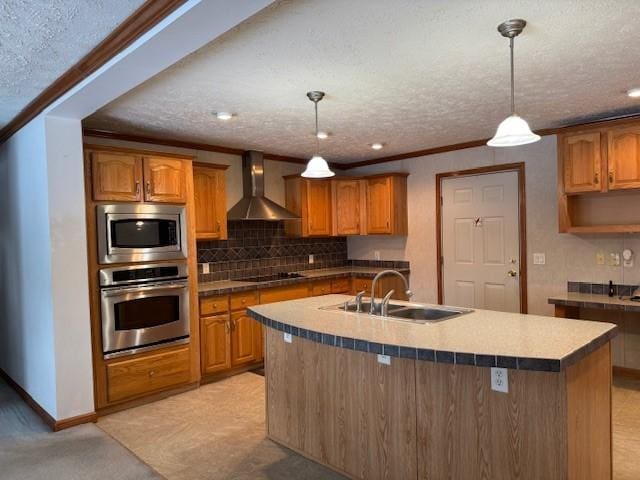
[248,295,618,373]
[198,266,410,297]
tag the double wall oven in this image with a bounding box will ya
[97,204,190,359]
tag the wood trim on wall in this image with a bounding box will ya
[0,368,97,431]
[83,128,349,170]
[436,162,528,313]
[0,1,187,144]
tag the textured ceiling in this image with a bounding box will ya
[0,0,144,127]
[86,0,640,163]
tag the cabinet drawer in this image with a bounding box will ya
[351,277,373,295]
[230,291,258,311]
[331,277,350,294]
[106,347,191,403]
[200,295,229,316]
[312,280,332,296]
[260,283,310,304]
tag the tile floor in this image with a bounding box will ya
[98,372,640,480]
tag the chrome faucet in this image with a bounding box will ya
[343,290,367,312]
[370,270,413,316]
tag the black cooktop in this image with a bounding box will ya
[235,272,305,283]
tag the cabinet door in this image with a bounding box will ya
[194,165,227,239]
[201,315,231,375]
[306,180,332,236]
[91,151,143,201]
[563,133,602,193]
[231,311,260,366]
[143,156,187,203]
[607,126,640,190]
[333,179,362,235]
[366,177,393,233]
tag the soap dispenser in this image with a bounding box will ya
[608,280,615,298]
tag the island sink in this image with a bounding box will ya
[324,301,472,324]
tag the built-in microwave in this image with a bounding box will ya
[97,204,187,264]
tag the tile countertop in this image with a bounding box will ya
[198,266,411,297]
[548,292,640,313]
[248,294,618,373]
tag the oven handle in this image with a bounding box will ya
[101,282,188,297]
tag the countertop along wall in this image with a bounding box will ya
[82,137,305,207]
[348,135,640,316]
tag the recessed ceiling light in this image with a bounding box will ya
[316,131,329,139]
[214,111,234,120]
[370,143,384,150]
[627,88,640,98]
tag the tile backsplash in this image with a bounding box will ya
[198,220,348,282]
[568,281,639,297]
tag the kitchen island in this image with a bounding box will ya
[248,295,617,480]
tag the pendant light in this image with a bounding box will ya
[301,91,335,178]
[487,19,540,147]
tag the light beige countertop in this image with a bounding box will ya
[548,292,640,312]
[249,294,617,372]
[198,266,410,297]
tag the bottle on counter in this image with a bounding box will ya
[609,280,615,297]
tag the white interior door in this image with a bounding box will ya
[441,170,521,312]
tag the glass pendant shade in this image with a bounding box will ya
[487,114,541,147]
[301,155,335,178]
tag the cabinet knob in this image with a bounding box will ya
[149,370,155,377]
[609,171,614,184]
[594,172,599,184]
[241,299,246,304]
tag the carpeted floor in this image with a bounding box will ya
[0,378,162,480]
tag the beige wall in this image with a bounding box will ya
[83,137,305,208]
[348,135,640,315]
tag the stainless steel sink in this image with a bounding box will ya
[324,302,472,324]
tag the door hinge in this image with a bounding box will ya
[440,196,443,205]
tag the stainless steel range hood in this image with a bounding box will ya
[227,150,300,221]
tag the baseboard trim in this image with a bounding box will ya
[199,361,264,385]
[613,366,640,380]
[0,368,97,431]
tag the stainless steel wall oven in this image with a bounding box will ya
[100,263,190,358]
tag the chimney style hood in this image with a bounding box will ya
[227,151,300,221]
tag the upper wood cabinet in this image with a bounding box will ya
[284,176,332,237]
[366,174,409,235]
[91,151,143,202]
[193,163,228,240]
[561,132,603,194]
[143,156,187,203]
[607,126,640,191]
[332,179,364,235]
[89,147,190,204]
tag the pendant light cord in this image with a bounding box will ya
[510,37,515,116]
[314,100,320,155]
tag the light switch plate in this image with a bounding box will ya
[202,263,210,274]
[533,253,545,265]
[377,354,391,365]
[374,251,381,260]
[491,367,509,393]
[308,254,314,264]
[609,253,621,267]
[596,252,605,265]
[283,332,292,343]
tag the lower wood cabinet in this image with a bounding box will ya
[106,346,191,403]
[201,315,231,375]
[230,310,262,366]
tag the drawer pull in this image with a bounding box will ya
[149,370,155,377]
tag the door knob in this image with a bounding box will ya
[507,270,518,277]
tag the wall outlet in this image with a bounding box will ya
[533,253,546,265]
[283,332,292,343]
[202,263,210,274]
[377,354,391,365]
[309,254,314,264]
[491,367,509,393]
[596,252,605,265]
[609,253,620,267]
[374,251,381,261]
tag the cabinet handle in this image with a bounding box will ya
[594,172,599,184]
[135,181,140,195]
[216,221,221,232]
[231,319,236,331]
[146,181,151,195]
[149,370,155,377]
[225,320,230,333]
[609,171,614,184]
